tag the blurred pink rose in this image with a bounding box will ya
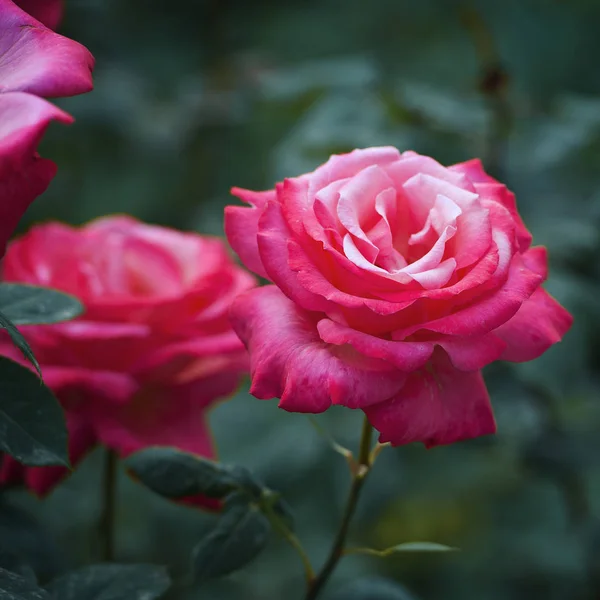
[0,0,93,258]
[15,0,63,29]
[225,148,573,447]
[0,217,256,504]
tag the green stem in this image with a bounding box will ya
[268,508,316,583]
[305,416,373,600]
[99,449,118,562]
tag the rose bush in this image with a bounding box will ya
[0,0,93,257]
[0,217,256,500]
[225,147,573,447]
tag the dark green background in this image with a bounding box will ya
[5,0,600,598]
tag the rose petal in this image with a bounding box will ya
[435,333,507,371]
[307,146,402,197]
[408,258,456,290]
[393,248,543,338]
[132,332,247,385]
[43,365,139,405]
[386,154,472,193]
[336,165,396,263]
[317,318,434,371]
[225,187,275,279]
[449,158,498,184]
[364,349,496,447]
[521,245,548,279]
[477,183,532,253]
[495,287,573,362]
[450,159,532,253]
[403,174,491,268]
[368,188,408,270]
[93,381,219,458]
[401,224,456,276]
[0,0,93,96]
[257,199,335,312]
[0,93,72,257]
[230,286,407,412]
[15,0,63,30]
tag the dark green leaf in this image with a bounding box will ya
[0,553,36,584]
[0,284,83,326]
[0,312,40,376]
[126,447,259,499]
[0,357,69,466]
[0,500,64,582]
[328,577,418,600]
[270,495,295,532]
[46,564,171,600]
[0,567,49,599]
[191,493,270,582]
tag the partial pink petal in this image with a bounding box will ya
[0,0,93,96]
[15,0,62,30]
[94,380,219,458]
[307,147,402,196]
[408,258,456,290]
[435,333,506,370]
[393,249,543,338]
[230,286,407,412]
[402,173,478,226]
[317,318,433,371]
[336,165,396,262]
[225,187,275,278]
[22,321,155,372]
[449,158,497,184]
[257,199,333,313]
[495,287,573,362]
[364,349,496,447]
[401,224,455,277]
[99,381,222,511]
[132,332,248,387]
[288,238,419,323]
[387,153,472,186]
[368,188,407,270]
[43,366,139,405]
[0,93,72,257]
[521,245,548,279]
[476,182,532,253]
[403,174,491,268]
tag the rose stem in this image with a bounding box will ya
[305,415,374,600]
[99,448,118,562]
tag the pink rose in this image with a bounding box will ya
[225,148,573,447]
[0,216,256,503]
[0,0,94,258]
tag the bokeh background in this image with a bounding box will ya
[3,0,600,598]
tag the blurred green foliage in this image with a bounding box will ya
[4,0,600,598]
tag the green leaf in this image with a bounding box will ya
[0,500,64,582]
[0,284,83,326]
[191,493,271,582]
[345,542,458,557]
[126,447,260,500]
[0,553,37,585]
[0,357,69,467]
[0,567,49,599]
[46,564,171,600]
[0,311,40,376]
[329,577,418,600]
